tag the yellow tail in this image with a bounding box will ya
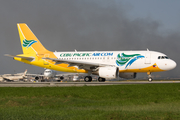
[17,23,50,54]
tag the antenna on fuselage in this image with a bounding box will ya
[147,48,149,51]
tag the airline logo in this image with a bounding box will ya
[116,53,145,68]
[59,53,113,57]
[22,39,37,48]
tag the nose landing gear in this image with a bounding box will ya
[147,72,153,82]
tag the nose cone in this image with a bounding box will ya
[158,59,177,71]
[169,60,177,70]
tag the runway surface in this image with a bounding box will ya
[0,81,180,87]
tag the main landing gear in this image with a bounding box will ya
[98,77,106,82]
[84,76,106,82]
[147,72,153,82]
[84,76,92,82]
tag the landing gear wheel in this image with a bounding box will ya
[84,76,92,82]
[148,77,153,82]
[98,77,106,82]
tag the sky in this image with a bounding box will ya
[0,0,180,78]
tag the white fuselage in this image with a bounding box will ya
[53,51,176,72]
[44,69,57,78]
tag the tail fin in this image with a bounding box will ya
[17,23,50,54]
[23,69,27,77]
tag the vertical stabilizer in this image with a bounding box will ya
[17,23,49,54]
[23,69,27,77]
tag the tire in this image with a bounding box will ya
[148,78,153,82]
[98,77,106,82]
[84,76,92,82]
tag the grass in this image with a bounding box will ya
[0,83,180,119]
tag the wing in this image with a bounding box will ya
[25,73,43,76]
[42,57,114,70]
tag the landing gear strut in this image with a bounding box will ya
[147,72,153,82]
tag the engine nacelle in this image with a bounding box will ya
[35,76,43,80]
[59,76,64,80]
[98,67,119,79]
[119,72,136,79]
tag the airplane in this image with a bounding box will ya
[29,69,64,82]
[5,23,177,82]
[0,69,27,82]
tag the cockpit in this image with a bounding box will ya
[158,56,169,59]
[45,71,52,73]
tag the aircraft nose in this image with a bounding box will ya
[169,60,177,70]
[162,59,177,71]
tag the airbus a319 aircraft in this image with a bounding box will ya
[29,69,64,82]
[5,23,176,82]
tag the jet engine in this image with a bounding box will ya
[59,76,64,80]
[119,72,136,79]
[35,76,43,80]
[98,67,119,79]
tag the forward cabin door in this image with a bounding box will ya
[145,52,151,64]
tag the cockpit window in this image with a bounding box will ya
[158,56,169,59]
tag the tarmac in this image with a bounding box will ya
[0,81,180,87]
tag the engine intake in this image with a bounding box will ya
[59,76,64,80]
[35,76,43,80]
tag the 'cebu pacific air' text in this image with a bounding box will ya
[59,53,113,57]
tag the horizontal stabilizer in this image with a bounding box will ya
[5,54,34,61]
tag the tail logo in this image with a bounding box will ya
[22,39,37,48]
[116,53,145,68]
